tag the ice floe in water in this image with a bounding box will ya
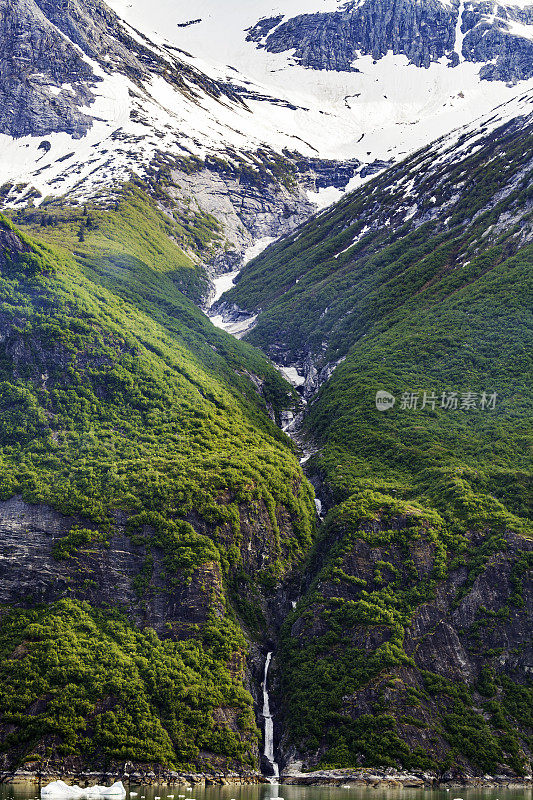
[41,782,126,800]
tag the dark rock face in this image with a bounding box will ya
[0,495,223,636]
[278,520,533,774]
[463,4,533,82]
[0,483,307,640]
[0,0,243,139]
[0,0,97,138]
[0,0,154,138]
[254,0,455,71]
[246,15,284,43]
[0,223,32,265]
[294,157,362,190]
[249,0,533,82]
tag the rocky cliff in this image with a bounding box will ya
[249,0,533,81]
[277,513,532,776]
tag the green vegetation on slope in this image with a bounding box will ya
[0,204,315,771]
[227,117,533,531]
[307,240,532,530]
[0,600,256,769]
[279,499,532,774]
[228,123,532,366]
[222,119,533,773]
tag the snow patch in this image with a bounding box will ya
[334,224,371,257]
[280,366,306,387]
[455,0,466,62]
[244,236,276,263]
[210,313,258,338]
[209,270,240,307]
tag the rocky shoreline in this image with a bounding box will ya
[0,770,267,787]
[281,768,533,788]
[2,767,533,789]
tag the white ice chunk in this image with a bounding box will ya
[41,782,126,800]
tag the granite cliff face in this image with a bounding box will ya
[166,154,372,279]
[276,517,532,776]
[0,0,241,139]
[248,0,533,81]
[0,0,96,138]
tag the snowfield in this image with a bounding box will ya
[1,0,532,207]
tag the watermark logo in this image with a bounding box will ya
[375,390,396,412]
[375,390,498,412]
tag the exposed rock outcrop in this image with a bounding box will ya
[277,519,533,776]
[249,0,533,82]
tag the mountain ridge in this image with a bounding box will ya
[2,0,533,217]
[0,0,531,783]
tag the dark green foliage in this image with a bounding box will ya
[278,503,456,770]
[0,210,316,770]
[52,527,107,560]
[0,600,257,768]
[0,210,313,552]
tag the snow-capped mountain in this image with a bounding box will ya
[1,0,532,210]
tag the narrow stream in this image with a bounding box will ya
[206,244,324,778]
[262,652,279,781]
[206,238,274,340]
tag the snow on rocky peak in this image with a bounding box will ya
[0,0,532,208]
[85,0,533,161]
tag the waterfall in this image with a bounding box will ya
[263,651,279,780]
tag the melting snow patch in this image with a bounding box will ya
[307,184,345,209]
[280,366,306,386]
[210,313,258,337]
[209,270,240,307]
[244,236,276,263]
[334,224,370,257]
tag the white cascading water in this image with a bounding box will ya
[263,651,279,781]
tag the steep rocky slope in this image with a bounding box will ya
[0,212,316,774]
[219,104,533,777]
[223,95,533,383]
[277,512,532,776]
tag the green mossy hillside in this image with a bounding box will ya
[305,240,533,533]
[12,180,221,305]
[218,118,533,774]
[0,211,315,771]
[0,600,256,770]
